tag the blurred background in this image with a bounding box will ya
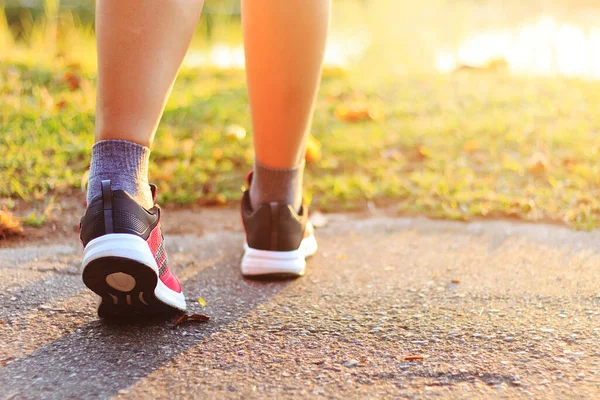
[3,0,600,236]
[4,0,600,77]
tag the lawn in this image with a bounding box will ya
[3,58,600,231]
[1,1,599,233]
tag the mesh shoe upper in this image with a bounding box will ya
[145,222,181,292]
[241,188,309,252]
[80,190,159,246]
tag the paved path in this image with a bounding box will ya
[1,211,599,399]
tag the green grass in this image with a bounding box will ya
[3,60,600,229]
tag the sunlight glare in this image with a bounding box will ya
[436,15,600,79]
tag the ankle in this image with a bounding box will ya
[249,159,304,211]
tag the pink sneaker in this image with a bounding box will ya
[80,180,186,318]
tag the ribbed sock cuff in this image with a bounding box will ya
[249,159,305,211]
[86,140,153,208]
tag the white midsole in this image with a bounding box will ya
[81,234,186,311]
[241,233,318,276]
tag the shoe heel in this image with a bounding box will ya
[241,247,306,276]
[241,234,318,277]
[81,233,158,273]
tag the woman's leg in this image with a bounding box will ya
[95,0,204,147]
[239,0,330,277]
[80,0,204,317]
[89,0,204,207]
[242,0,331,210]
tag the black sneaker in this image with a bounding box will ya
[240,173,318,276]
[80,180,186,318]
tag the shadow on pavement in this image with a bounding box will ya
[0,255,296,399]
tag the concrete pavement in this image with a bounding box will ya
[0,210,599,399]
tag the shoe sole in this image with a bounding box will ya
[81,234,186,318]
[241,233,318,277]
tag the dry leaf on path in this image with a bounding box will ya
[0,208,23,239]
[174,313,211,328]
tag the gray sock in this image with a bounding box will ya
[249,159,304,211]
[86,140,154,209]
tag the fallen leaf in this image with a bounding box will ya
[203,194,228,206]
[404,355,425,361]
[463,140,479,154]
[334,104,384,123]
[334,105,369,122]
[562,158,575,168]
[527,152,549,175]
[453,58,509,73]
[174,313,211,328]
[67,62,82,70]
[406,144,429,162]
[197,297,207,307]
[305,135,322,163]
[189,313,210,322]
[55,99,68,110]
[213,148,223,161]
[417,144,433,160]
[0,207,24,239]
[215,194,227,205]
[174,314,187,327]
[63,71,81,91]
